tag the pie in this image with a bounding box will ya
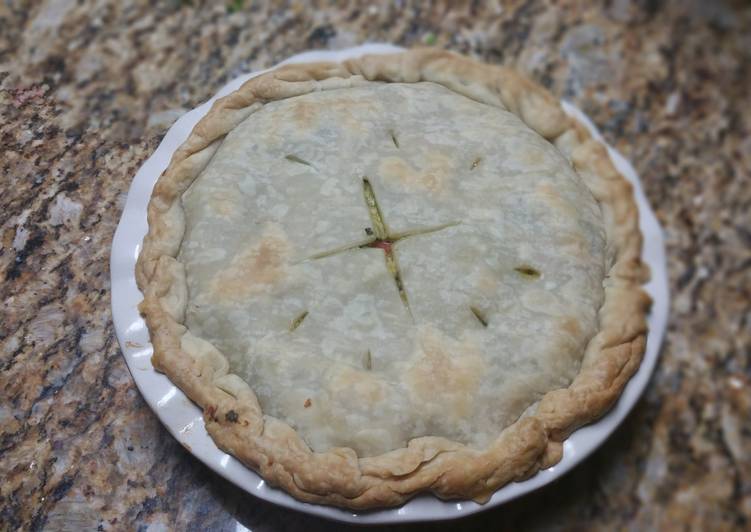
[136,48,651,508]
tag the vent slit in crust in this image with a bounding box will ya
[285,154,314,167]
[361,177,389,239]
[363,349,373,370]
[470,306,489,327]
[289,310,309,332]
[390,130,399,149]
[514,265,541,279]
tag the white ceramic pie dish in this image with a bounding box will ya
[110,44,669,524]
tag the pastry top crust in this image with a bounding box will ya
[179,80,608,457]
[136,48,651,509]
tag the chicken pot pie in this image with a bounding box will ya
[136,49,651,509]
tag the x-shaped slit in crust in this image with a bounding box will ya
[303,177,460,317]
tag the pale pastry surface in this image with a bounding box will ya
[179,82,606,456]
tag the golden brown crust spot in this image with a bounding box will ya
[406,330,485,419]
[208,191,240,217]
[378,154,451,195]
[290,99,319,127]
[209,224,291,300]
[535,182,579,218]
[561,316,582,337]
[329,366,386,404]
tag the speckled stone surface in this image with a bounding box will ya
[1,1,750,530]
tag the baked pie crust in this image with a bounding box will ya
[136,49,651,508]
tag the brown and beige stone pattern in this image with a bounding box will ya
[1,1,749,530]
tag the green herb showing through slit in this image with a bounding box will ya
[364,349,372,370]
[390,130,400,149]
[381,245,410,311]
[470,306,488,327]
[361,177,411,314]
[301,177,461,318]
[389,220,460,241]
[514,265,541,279]
[289,310,308,331]
[285,154,313,167]
[362,178,388,239]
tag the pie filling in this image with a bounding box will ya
[179,82,607,456]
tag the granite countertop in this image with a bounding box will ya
[2,1,750,530]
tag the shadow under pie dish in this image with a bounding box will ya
[136,48,651,509]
